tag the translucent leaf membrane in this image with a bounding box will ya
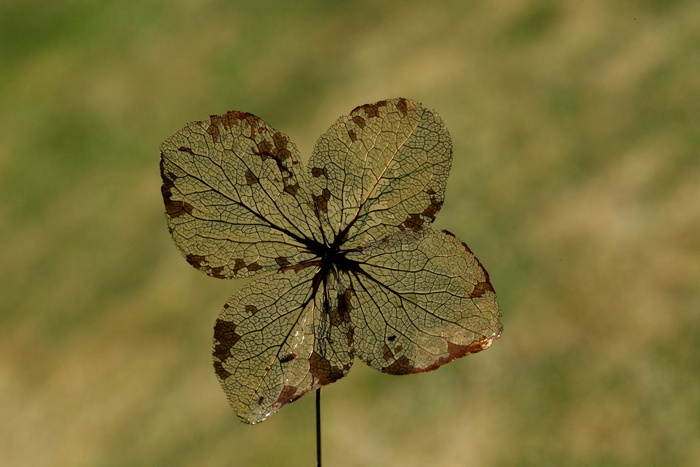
[160,111,319,279]
[213,264,353,424]
[160,98,501,424]
[307,98,452,248]
[350,229,501,374]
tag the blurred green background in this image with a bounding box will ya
[2,1,698,465]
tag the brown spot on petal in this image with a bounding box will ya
[284,182,299,195]
[213,361,231,379]
[354,100,387,118]
[309,351,346,385]
[348,129,358,141]
[245,169,259,185]
[161,167,195,218]
[279,353,297,363]
[273,132,288,151]
[382,344,394,361]
[276,385,300,405]
[186,254,207,268]
[206,123,221,143]
[163,195,194,218]
[311,167,328,178]
[470,281,494,298]
[275,257,291,267]
[255,140,273,161]
[207,111,256,143]
[395,98,409,116]
[210,266,226,278]
[402,213,424,232]
[213,318,241,379]
[383,355,413,374]
[313,188,331,213]
[330,287,353,326]
[421,196,442,220]
[351,115,365,129]
[346,328,355,346]
[247,261,262,272]
[398,338,497,375]
[232,258,247,272]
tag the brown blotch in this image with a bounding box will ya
[402,338,496,375]
[257,396,265,406]
[383,355,414,375]
[206,123,221,143]
[210,266,226,278]
[273,132,288,150]
[186,254,207,269]
[354,100,387,118]
[160,167,194,218]
[313,188,331,214]
[284,182,299,195]
[276,385,301,405]
[469,280,494,298]
[277,148,292,161]
[351,115,365,129]
[245,169,259,185]
[330,287,353,326]
[208,111,262,143]
[245,305,258,314]
[402,213,424,232]
[232,258,247,272]
[346,328,355,346]
[287,260,322,273]
[348,129,358,142]
[382,344,394,362]
[213,318,241,368]
[163,194,194,219]
[309,352,346,385]
[279,353,297,363]
[213,361,231,379]
[254,133,293,172]
[247,261,262,272]
[178,146,196,155]
[275,256,291,267]
[212,111,258,130]
[421,196,442,220]
[311,167,328,178]
[395,98,409,116]
[255,140,273,161]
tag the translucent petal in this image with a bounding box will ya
[307,98,451,248]
[160,111,320,278]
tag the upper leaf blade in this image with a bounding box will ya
[160,111,320,278]
[307,98,452,247]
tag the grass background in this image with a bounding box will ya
[2,1,698,465]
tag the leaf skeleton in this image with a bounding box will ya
[160,97,502,424]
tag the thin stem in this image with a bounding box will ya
[316,388,322,467]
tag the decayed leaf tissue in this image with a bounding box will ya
[160,98,502,424]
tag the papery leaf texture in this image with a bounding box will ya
[161,98,501,424]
